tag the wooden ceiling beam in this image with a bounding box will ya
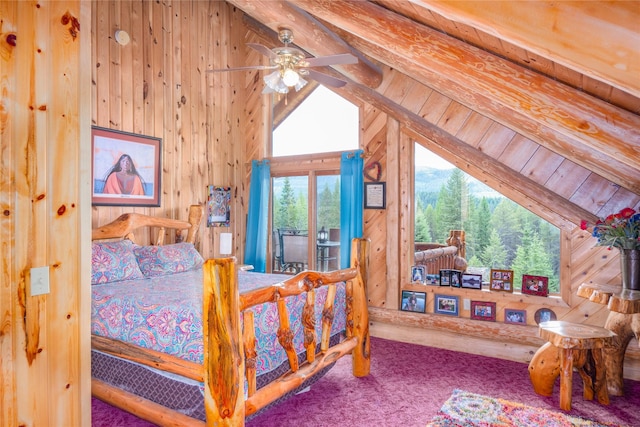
[402,0,640,98]
[226,0,383,88]
[328,67,598,231]
[290,0,640,194]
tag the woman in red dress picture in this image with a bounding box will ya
[102,154,145,195]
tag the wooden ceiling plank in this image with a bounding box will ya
[544,160,593,200]
[407,0,640,98]
[331,70,598,230]
[226,0,383,88]
[291,0,640,194]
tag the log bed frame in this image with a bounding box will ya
[91,204,371,426]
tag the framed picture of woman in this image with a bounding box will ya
[91,126,162,206]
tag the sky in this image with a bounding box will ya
[273,85,454,171]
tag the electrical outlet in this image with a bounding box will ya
[31,266,50,296]
[463,298,470,310]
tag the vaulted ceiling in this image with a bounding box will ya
[225,0,640,225]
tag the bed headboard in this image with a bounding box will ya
[92,204,204,245]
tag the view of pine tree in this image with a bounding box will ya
[510,226,556,292]
[274,177,308,230]
[414,147,561,292]
[317,179,340,229]
[480,229,508,269]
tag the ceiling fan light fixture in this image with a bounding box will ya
[293,76,308,92]
[282,68,300,86]
[263,70,289,94]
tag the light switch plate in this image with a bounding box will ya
[31,266,50,296]
[463,298,470,310]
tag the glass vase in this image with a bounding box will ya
[620,248,640,291]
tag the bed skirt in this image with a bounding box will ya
[92,333,343,421]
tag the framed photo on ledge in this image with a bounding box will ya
[471,301,496,322]
[364,182,386,209]
[461,273,483,290]
[490,269,514,293]
[504,308,527,325]
[91,126,161,207]
[411,265,426,284]
[434,294,459,316]
[401,290,426,313]
[522,275,549,297]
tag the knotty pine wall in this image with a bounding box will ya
[91,0,253,259]
[1,1,92,426]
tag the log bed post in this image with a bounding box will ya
[349,238,371,377]
[203,257,245,426]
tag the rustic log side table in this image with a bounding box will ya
[529,320,616,411]
[577,283,640,396]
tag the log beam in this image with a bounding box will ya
[226,0,383,88]
[401,0,640,97]
[291,0,640,194]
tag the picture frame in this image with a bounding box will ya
[207,185,231,227]
[91,126,161,207]
[439,269,461,287]
[425,273,441,286]
[489,269,514,293]
[504,308,527,325]
[411,265,426,284]
[534,308,557,325]
[364,182,386,209]
[401,290,426,313]
[470,301,496,321]
[434,294,459,316]
[522,274,549,297]
[461,273,483,290]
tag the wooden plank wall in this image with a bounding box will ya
[1,1,92,426]
[91,0,246,259]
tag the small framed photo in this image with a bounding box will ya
[364,182,386,209]
[534,308,557,325]
[434,294,459,316]
[207,185,231,227]
[425,273,440,286]
[522,275,549,297]
[439,269,450,286]
[471,301,496,321]
[504,308,527,325]
[411,265,426,284]
[91,126,162,207]
[461,273,483,290]
[401,290,426,313]
[490,269,514,293]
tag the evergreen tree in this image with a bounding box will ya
[511,227,555,292]
[491,199,522,265]
[481,229,508,269]
[415,200,430,242]
[275,177,297,229]
[317,182,335,229]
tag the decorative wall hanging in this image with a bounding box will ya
[364,182,386,209]
[207,185,231,227]
[471,301,496,322]
[522,275,549,297]
[91,126,161,207]
[364,161,382,182]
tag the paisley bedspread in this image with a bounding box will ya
[91,269,346,376]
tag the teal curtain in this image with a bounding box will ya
[339,150,364,268]
[244,160,271,272]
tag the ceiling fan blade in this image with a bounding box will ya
[302,53,358,67]
[306,69,348,88]
[247,43,277,60]
[207,65,278,73]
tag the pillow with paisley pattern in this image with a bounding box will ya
[91,240,144,285]
[133,242,204,278]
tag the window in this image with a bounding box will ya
[270,87,358,272]
[272,86,358,156]
[414,143,560,293]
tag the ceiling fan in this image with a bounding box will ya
[209,28,358,94]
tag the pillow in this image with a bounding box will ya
[133,242,204,278]
[91,240,144,285]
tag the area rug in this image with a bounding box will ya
[426,389,622,427]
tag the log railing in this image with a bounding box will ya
[414,230,467,274]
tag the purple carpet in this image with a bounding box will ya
[92,337,640,426]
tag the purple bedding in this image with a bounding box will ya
[91,269,347,377]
